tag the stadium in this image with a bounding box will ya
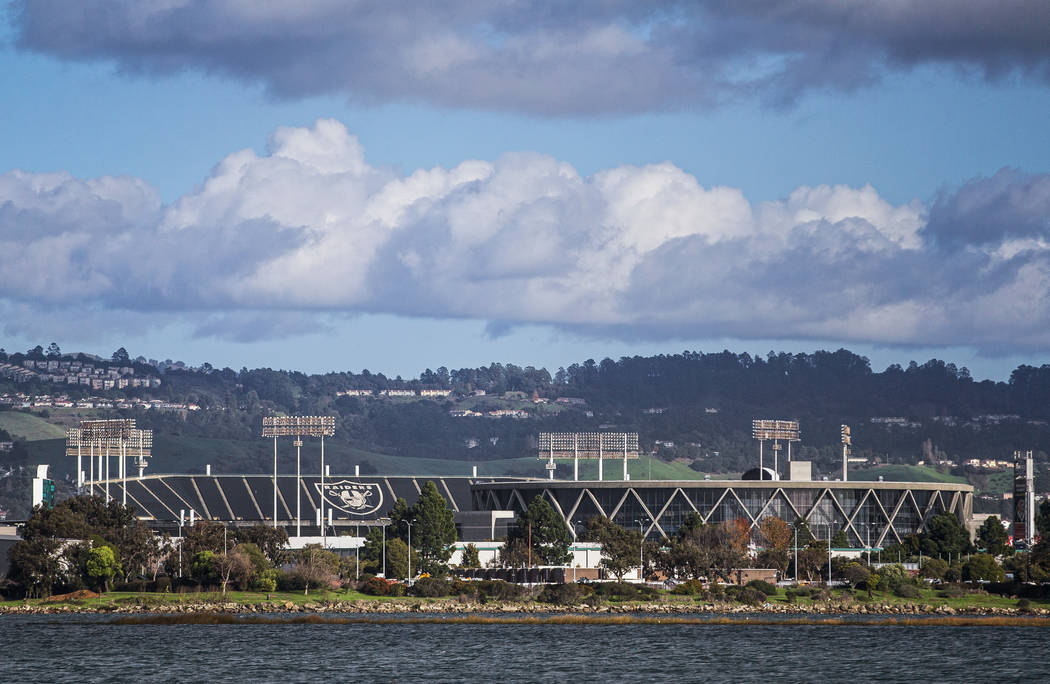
[61,422,978,551]
[90,471,974,549]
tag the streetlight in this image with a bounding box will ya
[825,523,833,586]
[635,519,646,582]
[178,509,185,579]
[382,522,387,579]
[404,520,413,586]
[793,525,799,582]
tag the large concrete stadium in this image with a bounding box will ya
[94,471,974,548]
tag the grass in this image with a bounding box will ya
[7,584,1046,614]
[848,465,968,484]
[0,410,68,441]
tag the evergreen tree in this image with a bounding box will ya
[976,516,1011,556]
[411,481,456,574]
[506,495,572,566]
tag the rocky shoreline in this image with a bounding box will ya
[0,599,1043,616]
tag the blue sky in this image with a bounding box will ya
[2,2,1049,379]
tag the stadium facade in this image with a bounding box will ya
[96,472,973,548]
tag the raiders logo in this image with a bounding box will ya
[316,480,384,515]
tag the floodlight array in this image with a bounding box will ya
[751,419,801,442]
[537,432,639,459]
[66,419,150,454]
[262,415,336,437]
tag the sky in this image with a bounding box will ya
[1,1,1050,380]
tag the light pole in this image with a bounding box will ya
[635,519,645,582]
[382,522,387,578]
[793,526,799,582]
[825,523,833,586]
[178,509,185,579]
[404,520,413,585]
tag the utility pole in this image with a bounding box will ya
[404,520,413,585]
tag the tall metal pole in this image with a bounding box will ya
[272,436,278,529]
[793,527,799,582]
[77,443,83,491]
[637,519,645,580]
[759,440,764,478]
[382,523,386,578]
[826,523,832,585]
[320,434,326,547]
[405,520,413,584]
[623,433,628,481]
[89,442,94,496]
[295,437,302,538]
[773,438,779,478]
[121,439,127,505]
[105,442,110,502]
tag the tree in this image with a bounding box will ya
[215,550,253,594]
[45,342,61,358]
[461,543,481,568]
[190,550,218,585]
[381,538,416,579]
[977,516,1011,557]
[962,553,1005,583]
[412,481,457,574]
[111,347,130,363]
[842,562,870,589]
[919,557,949,580]
[7,536,64,597]
[234,524,288,566]
[584,517,642,581]
[506,496,572,566]
[497,538,531,568]
[85,546,120,592]
[923,513,973,558]
[292,545,340,594]
[668,521,747,582]
[757,517,791,553]
[830,529,849,549]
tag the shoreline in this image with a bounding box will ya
[2,598,1046,617]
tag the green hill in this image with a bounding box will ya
[848,464,968,484]
[0,411,68,441]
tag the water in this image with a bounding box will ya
[0,613,1043,682]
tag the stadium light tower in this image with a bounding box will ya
[841,425,851,481]
[538,432,639,481]
[67,419,146,503]
[262,416,336,538]
[751,420,800,479]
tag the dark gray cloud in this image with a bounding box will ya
[2,120,1050,352]
[9,1,1049,114]
[924,168,1050,249]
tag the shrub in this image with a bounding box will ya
[360,576,392,596]
[253,569,280,593]
[736,587,767,606]
[538,583,583,605]
[784,590,798,603]
[387,583,407,597]
[939,583,967,599]
[671,580,706,596]
[450,579,478,598]
[410,578,452,598]
[154,577,172,593]
[1017,598,1032,612]
[745,579,777,596]
[592,582,658,601]
[894,583,921,599]
[475,580,527,601]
